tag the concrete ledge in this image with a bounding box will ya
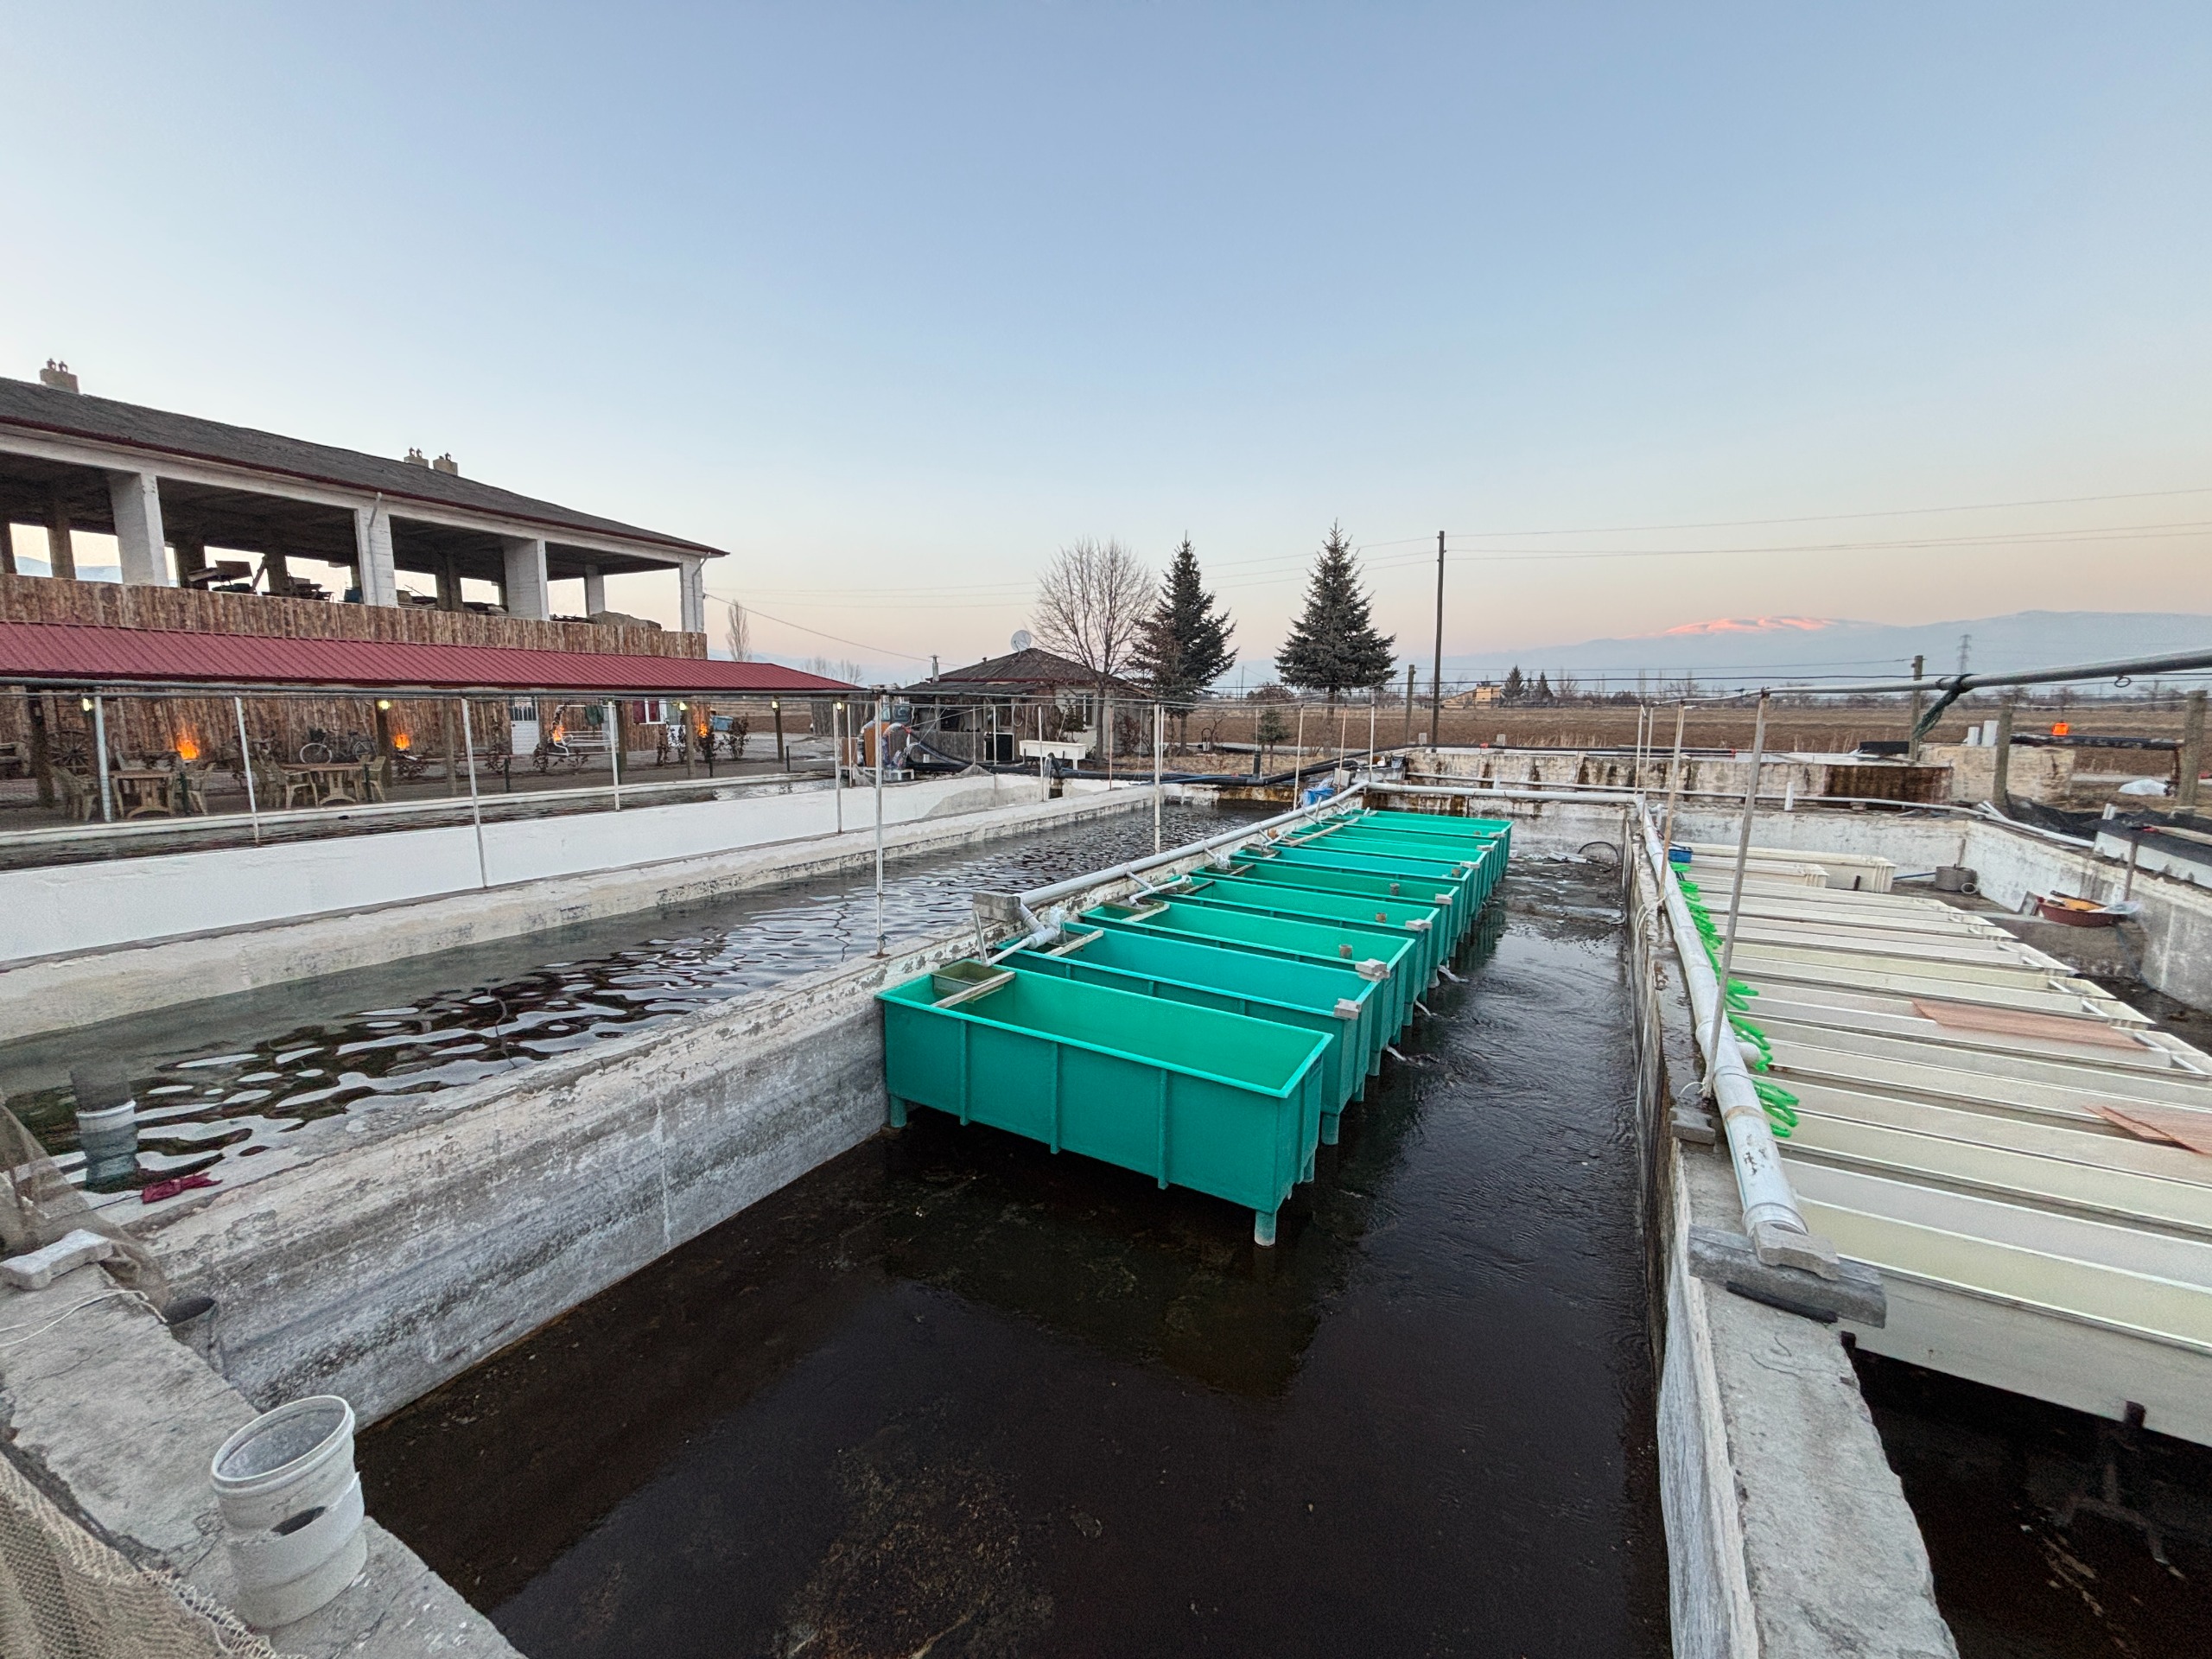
[1633,830,1957,1658]
[0,784,1148,1041]
[0,1268,516,1656]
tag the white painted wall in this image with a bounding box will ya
[0,772,1046,964]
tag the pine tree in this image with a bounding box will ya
[1501,665,1525,704]
[1130,537,1236,741]
[1275,523,1396,706]
[1533,671,1554,704]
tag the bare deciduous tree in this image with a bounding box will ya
[723,601,753,662]
[1032,537,1152,708]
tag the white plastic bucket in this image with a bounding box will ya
[211,1395,366,1629]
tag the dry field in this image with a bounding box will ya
[1174,696,2195,756]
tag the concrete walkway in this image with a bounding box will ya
[0,1263,515,1656]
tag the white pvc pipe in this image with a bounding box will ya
[605,700,622,810]
[873,693,887,956]
[1019,781,1368,908]
[1638,806,1834,1274]
[459,700,488,888]
[1153,702,1163,855]
[832,702,843,833]
[233,696,260,845]
[91,695,113,822]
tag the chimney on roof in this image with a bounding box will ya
[432,453,459,474]
[39,359,79,393]
[404,448,429,467]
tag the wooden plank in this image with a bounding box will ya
[1911,998,2145,1049]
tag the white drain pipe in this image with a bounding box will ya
[1638,809,1836,1276]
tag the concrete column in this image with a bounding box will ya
[435,555,463,613]
[678,559,706,634]
[2179,690,2205,811]
[106,471,170,587]
[174,533,207,585]
[46,487,75,580]
[0,521,15,575]
[1990,696,2016,805]
[501,536,550,620]
[583,563,607,616]
[353,503,398,607]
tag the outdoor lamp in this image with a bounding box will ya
[376,699,392,711]
[79,697,92,711]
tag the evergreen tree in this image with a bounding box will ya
[1130,537,1236,741]
[1533,671,1554,704]
[1275,523,1396,706]
[1501,665,1525,703]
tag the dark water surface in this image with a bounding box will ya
[358,861,1668,1659]
[1856,1351,2212,1657]
[0,803,1241,1186]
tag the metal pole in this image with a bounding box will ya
[1705,693,1768,1079]
[1153,702,1163,854]
[1294,702,1306,781]
[833,702,844,832]
[1366,695,1376,768]
[605,700,622,810]
[1429,531,1446,743]
[233,696,261,843]
[873,694,887,955]
[1906,653,1926,761]
[1660,703,1687,851]
[1402,662,1415,746]
[90,695,113,822]
[460,698,488,888]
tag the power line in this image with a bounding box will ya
[1445,482,2212,539]
[715,600,931,663]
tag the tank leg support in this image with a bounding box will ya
[1320,1112,1340,1147]
[887,1096,907,1128]
[1254,1208,1278,1247]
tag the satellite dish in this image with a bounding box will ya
[1010,630,1033,652]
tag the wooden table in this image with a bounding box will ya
[110,767,179,818]
[278,761,369,808]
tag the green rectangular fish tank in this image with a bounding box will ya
[880,961,1332,1243]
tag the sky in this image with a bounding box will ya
[4,3,2210,683]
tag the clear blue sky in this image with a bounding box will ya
[5,3,2209,679]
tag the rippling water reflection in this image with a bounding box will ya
[1,803,1251,1187]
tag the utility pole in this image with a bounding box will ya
[1990,694,2017,809]
[1402,662,1416,747]
[1429,531,1446,746]
[2181,690,2205,812]
[1907,653,1925,761]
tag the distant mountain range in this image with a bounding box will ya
[1427,610,2212,689]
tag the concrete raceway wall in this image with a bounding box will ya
[0,771,1042,964]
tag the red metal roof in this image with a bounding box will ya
[0,621,858,696]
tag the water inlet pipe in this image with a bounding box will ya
[91,694,113,823]
[1153,702,1163,855]
[1637,807,1835,1276]
[1016,781,1370,911]
[873,692,887,956]
[233,696,260,845]
[605,700,622,810]
[459,700,488,889]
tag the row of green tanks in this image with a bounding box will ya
[878,807,1510,1243]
